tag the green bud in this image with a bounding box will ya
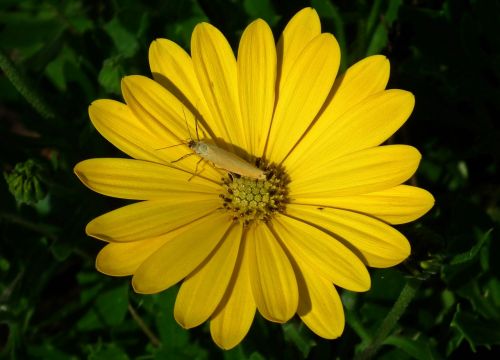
[3,159,48,205]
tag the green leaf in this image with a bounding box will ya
[63,1,93,34]
[27,343,77,360]
[449,229,492,265]
[45,46,79,91]
[384,335,443,360]
[77,284,129,331]
[0,6,65,61]
[282,322,316,358]
[248,352,266,360]
[488,278,500,307]
[442,229,493,286]
[152,344,208,360]
[365,269,405,301]
[0,256,10,271]
[50,239,73,261]
[98,57,124,95]
[243,0,279,26]
[140,287,190,350]
[103,17,139,58]
[456,281,500,320]
[366,0,403,55]
[87,343,129,360]
[451,305,500,351]
[223,345,248,360]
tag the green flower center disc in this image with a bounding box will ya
[220,164,289,225]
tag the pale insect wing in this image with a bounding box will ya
[204,144,265,180]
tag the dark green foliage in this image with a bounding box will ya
[1,0,499,358]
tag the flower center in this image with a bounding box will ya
[220,163,289,226]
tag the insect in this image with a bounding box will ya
[167,110,267,180]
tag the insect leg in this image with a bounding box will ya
[171,152,194,163]
[188,158,204,181]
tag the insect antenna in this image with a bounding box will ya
[194,112,201,141]
[155,142,188,150]
[181,107,194,141]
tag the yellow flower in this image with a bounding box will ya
[74,8,434,349]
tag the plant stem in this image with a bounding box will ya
[0,49,56,120]
[346,311,372,344]
[128,303,161,347]
[355,278,421,360]
[0,212,58,241]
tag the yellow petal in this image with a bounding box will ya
[149,38,214,131]
[86,198,221,242]
[272,214,370,292]
[284,55,391,170]
[210,235,256,350]
[96,236,170,276]
[287,89,415,177]
[174,224,242,328]
[191,23,246,153]
[277,7,321,90]
[286,204,410,267]
[120,76,224,179]
[292,185,434,225]
[89,99,167,163]
[266,33,340,164]
[74,158,219,200]
[237,19,277,157]
[290,145,421,198]
[121,75,205,142]
[132,211,232,294]
[248,223,298,322]
[121,75,178,140]
[327,55,391,117]
[296,262,344,339]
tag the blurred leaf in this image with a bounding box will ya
[77,283,128,331]
[27,343,77,360]
[45,46,80,91]
[384,335,442,360]
[248,352,266,360]
[0,257,10,272]
[449,229,492,266]
[98,57,124,95]
[223,345,246,360]
[78,272,105,305]
[138,287,191,351]
[50,238,74,261]
[103,17,139,58]
[456,281,500,320]
[164,1,208,50]
[153,344,208,360]
[488,278,500,307]
[62,1,94,34]
[365,269,405,301]
[451,305,500,351]
[366,0,402,55]
[87,343,129,360]
[441,229,492,287]
[243,0,279,26]
[0,5,65,60]
[282,322,316,358]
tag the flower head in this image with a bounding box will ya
[75,8,434,349]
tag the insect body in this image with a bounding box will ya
[185,140,266,180]
[167,109,266,180]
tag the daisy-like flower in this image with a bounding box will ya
[75,8,434,349]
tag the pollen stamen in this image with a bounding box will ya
[220,162,289,225]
